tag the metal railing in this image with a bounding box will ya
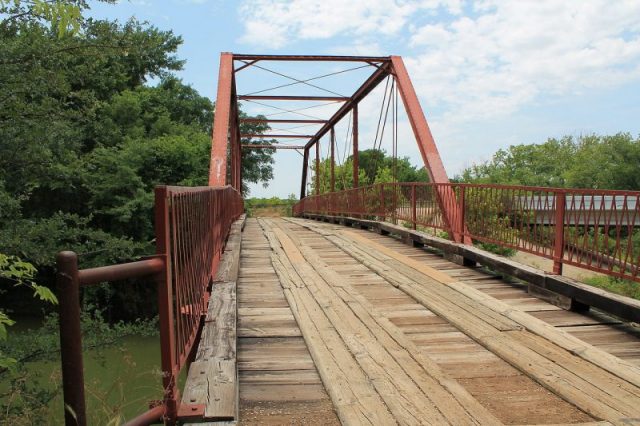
[56,185,243,426]
[294,182,640,282]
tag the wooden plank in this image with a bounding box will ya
[260,225,398,425]
[264,219,501,425]
[339,226,640,390]
[301,213,640,323]
[184,280,238,421]
[236,220,341,425]
[183,359,236,420]
[297,221,640,422]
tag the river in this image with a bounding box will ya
[1,318,162,425]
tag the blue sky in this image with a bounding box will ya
[88,1,640,197]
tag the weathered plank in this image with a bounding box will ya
[183,359,236,420]
[181,214,243,424]
[270,220,502,425]
[263,219,501,425]
[300,213,640,323]
[297,218,640,389]
[260,222,396,425]
[183,281,237,420]
[297,220,640,423]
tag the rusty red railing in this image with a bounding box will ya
[56,185,243,426]
[294,182,640,283]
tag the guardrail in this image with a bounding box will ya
[56,185,243,426]
[294,182,640,282]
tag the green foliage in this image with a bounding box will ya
[458,133,640,268]
[244,196,298,217]
[0,214,146,268]
[583,276,640,300]
[238,112,276,194]
[0,2,278,422]
[459,133,640,190]
[358,149,430,185]
[310,149,428,194]
[474,242,517,257]
[0,8,275,319]
[0,0,96,37]
[0,254,55,373]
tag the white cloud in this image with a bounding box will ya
[238,0,640,179]
[407,1,640,123]
[238,0,640,123]
[238,0,460,48]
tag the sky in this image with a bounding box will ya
[88,0,640,198]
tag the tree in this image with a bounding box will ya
[237,111,276,194]
[0,11,276,321]
[310,149,429,194]
[458,133,640,191]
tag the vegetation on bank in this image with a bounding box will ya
[458,133,640,298]
[245,195,298,217]
[0,0,276,319]
[583,276,640,301]
[0,1,275,421]
[310,149,429,194]
[457,133,640,190]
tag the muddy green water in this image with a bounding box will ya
[2,319,162,425]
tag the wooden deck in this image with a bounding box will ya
[201,217,640,425]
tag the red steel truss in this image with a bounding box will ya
[294,182,640,282]
[209,53,461,240]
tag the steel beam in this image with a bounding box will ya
[230,74,242,191]
[330,127,335,192]
[241,134,314,138]
[241,144,305,149]
[315,140,320,195]
[390,56,448,184]
[304,64,390,150]
[57,252,86,426]
[240,118,327,124]
[234,54,390,63]
[390,55,465,242]
[238,95,348,101]
[209,53,234,186]
[353,104,359,188]
[301,148,309,199]
[234,59,258,73]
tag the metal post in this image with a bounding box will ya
[553,192,566,275]
[380,183,385,221]
[352,104,359,188]
[230,105,239,191]
[330,127,335,193]
[392,183,398,224]
[209,53,234,186]
[154,186,177,423]
[411,184,417,230]
[390,56,462,241]
[458,185,466,242]
[315,140,320,196]
[300,148,309,199]
[57,251,86,426]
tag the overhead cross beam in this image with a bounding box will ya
[238,95,349,102]
[240,119,327,124]
[233,54,391,63]
[241,134,314,139]
[241,144,305,150]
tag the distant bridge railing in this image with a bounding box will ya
[293,182,640,283]
[56,185,243,426]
